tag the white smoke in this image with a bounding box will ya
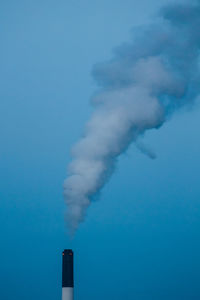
[64,1,200,233]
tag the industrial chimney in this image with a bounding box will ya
[62,249,74,300]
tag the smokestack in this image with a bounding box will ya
[62,249,74,300]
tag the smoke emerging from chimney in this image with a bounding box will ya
[64,2,200,233]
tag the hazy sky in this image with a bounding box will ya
[0,0,200,299]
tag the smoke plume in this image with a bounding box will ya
[64,1,200,232]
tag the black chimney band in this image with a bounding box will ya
[62,249,74,287]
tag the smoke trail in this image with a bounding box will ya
[135,140,157,160]
[64,1,200,232]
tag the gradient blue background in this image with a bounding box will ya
[0,0,200,299]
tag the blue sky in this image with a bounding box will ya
[0,0,200,299]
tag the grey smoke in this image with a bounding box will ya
[64,1,200,232]
[135,140,157,160]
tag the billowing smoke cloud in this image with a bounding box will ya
[64,1,200,232]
